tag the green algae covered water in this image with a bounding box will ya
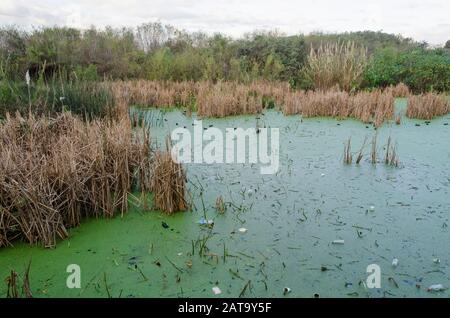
[1,99,450,298]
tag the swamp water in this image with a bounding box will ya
[1,99,449,297]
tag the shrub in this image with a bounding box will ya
[363,48,450,93]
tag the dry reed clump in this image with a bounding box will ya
[282,90,305,115]
[348,90,394,127]
[110,80,395,125]
[151,140,188,214]
[285,89,394,127]
[303,41,368,91]
[342,135,399,166]
[5,261,32,298]
[196,81,263,117]
[110,80,292,117]
[301,89,350,118]
[384,82,410,98]
[343,137,352,164]
[215,196,226,214]
[406,93,450,120]
[0,112,156,248]
[110,80,198,110]
[385,136,399,167]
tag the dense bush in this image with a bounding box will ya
[363,48,450,93]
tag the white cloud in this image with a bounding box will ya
[0,0,448,44]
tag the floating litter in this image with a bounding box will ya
[369,205,375,212]
[238,227,248,233]
[198,218,214,225]
[332,240,345,245]
[392,258,399,267]
[212,286,222,295]
[427,284,446,292]
[283,287,291,295]
[433,258,440,264]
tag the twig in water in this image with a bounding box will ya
[103,272,111,298]
[239,280,252,297]
[165,256,184,273]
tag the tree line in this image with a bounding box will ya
[0,22,449,92]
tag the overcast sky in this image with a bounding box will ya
[0,0,448,45]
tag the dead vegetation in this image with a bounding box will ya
[0,112,187,248]
[356,137,368,164]
[5,261,32,298]
[343,134,400,167]
[151,139,188,214]
[385,136,399,167]
[295,89,394,127]
[302,41,368,91]
[111,80,396,126]
[343,137,352,164]
[371,134,378,164]
[406,93,450,120]
[215,196,226,214]
[384,82,410,98]
[110,80,198,110]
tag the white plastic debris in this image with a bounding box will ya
[212,286,222,295]
[283,287,291,295]
[433,258,441,264]
[247,189,254,196]
[369,205,375,212]
[238,227,248,233]
[427,284,446,292]
[321,173,325,177]
[392,258,399,268]
[332,240,345,245]
[177,252,183,256]
[198,218,214,225]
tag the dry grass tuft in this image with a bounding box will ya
[215,196,226,214]
[196,81,263,117]
[110,80,198,110]
[0,112,185,248]
[293,89,394,127]
[406,93,450,120]
[303,41,368,91]
[151,143,188,215]
[110,80,396,126]
[385,82,410,98]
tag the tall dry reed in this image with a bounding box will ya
[303,41,368,91]
[406,93,450,119]
[287,89,394,127]
[0,112,186,248]
[384,82,410,98]
[110,80,395,126]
